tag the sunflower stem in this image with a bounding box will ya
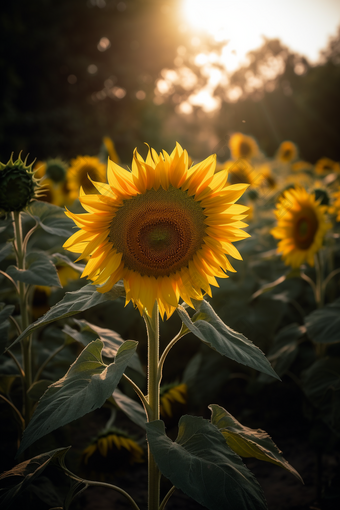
[144,302,160,510]
[12,211,32,427]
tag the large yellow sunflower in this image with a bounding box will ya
[63,144,249,319]
[271,187,331,268]
[67,156,107,202]
[276,141,298,163]
[228,133,259,161]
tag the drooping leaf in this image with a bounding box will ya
[51,252,85,273]
[251,269,301,300]
[7,282,125,350]
[305,299,340,344]
[177,300,280,380]
[0,447,70,510]
[17,339,138,455]
[209,404,303,483]
[258,323,304,383]
[112,388,147,429]
[0,242,14,263]
[28,201,75,238]
[301,356,340,434]
[146,416,267,510]
[63,318,144,374]
[7,251,61,288]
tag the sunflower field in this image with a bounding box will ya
[0,131,339,510]
[1,1,340,509]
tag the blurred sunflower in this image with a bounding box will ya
[160,382,187,418]
[224,159,263,188]
[329,189,340,222]
[64,143,249,319]
[271,187,331,268]
[36,178,66,206]
[291,160,313,173]
[315,157,340,175]
[257,164,276,190]
[66,156,107,202]
[82,428,144,470]
[276,141,298,163]
[228,133,259,160]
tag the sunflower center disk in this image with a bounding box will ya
[109,187,207,277]
[293,209,319,250]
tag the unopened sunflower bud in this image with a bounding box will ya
[0,153,39,213]
[45,158,67,183]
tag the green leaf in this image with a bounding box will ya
[17,339,138,455]
[177,300,280,380]
[305,299,340,344]
[0,304,15,353]
[301,356,340,434]
[209,404,303,483]
[28,201,75,238]
[27,380,53,401]
[146,416,267,510]
[0,447,70,510]
[112,388,146,429]
[7,282,125,350]
[251,269,301,300]
[0,242,14,263]
[63,318,144,375]
[7,251,61,288]
[258,323,304,383]
[51,252,85,273]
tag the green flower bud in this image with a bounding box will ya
[0,153,39,213]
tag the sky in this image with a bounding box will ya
[182,0,340,67]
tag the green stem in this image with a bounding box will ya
[122,373,152,419]
[0,393,25,430]
[144,302,160,510]
[157,331,187,385]
[62,465,141,510]
[12,211,32,427]
[159,486,176,510]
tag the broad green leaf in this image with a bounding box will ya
[0,447,70,509]
[7,282,125,350]
[51,252,85,273]
[64,318,144,374]
[7,251,61,288]
[0,375,19,395]
[177,300,280,380]
[210,404,303,483]
[28,201,75,237]
[146,416,267,510]
[305,299,340,344]
[0,242,14,263]
[0,304,15,324]
[27,380,53,401]
[18,339,138,455]
[301,356,340,434]
[112,388,147,429]
[258,323,304,383]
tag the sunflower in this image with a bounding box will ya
[276,141,298,163]
[291,160,313,173]
[271,187,331,268]
[66,155,107,202]
[160,383,187,418]
[36,178,66,206]
[315,157,340,175]
[82,428,144,469]
[224,159,263,189]
[64,143,249,319]
[228,133,259,161]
